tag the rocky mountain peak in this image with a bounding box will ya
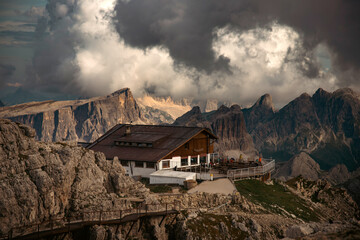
[217,104,231,114]
[172,106,203,126]
[174,104,256,154]
[298,92,312,100]
[274,152,321,181]
[326,164,351,185]
[333,87,358,97]
[109,87,131,97]
[230,104,242,112]
[253,93,274,111]
[0,88,142,142]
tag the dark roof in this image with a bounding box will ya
[87,124,217,162]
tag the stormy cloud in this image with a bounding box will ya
[114,0,360,77]
[27,0,360,106]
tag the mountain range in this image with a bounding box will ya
[1,87,359,173]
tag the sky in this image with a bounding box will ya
[0,0,359,107]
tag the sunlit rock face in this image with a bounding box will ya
[0,119,149,235]
[0,88,142,142]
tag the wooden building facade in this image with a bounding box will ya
[87,124,217,178]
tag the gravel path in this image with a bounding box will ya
[188,178,237,195]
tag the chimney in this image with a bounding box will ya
[125,125,131,136]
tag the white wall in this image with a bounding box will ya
[158,156,182,170]
[150,175,196,185]
[170,156,181,168]
[122,161,156,178]
[122,154,211,178]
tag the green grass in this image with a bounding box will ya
[235,180,321,222]
[186,213,248,240]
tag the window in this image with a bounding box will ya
[162,160,170,169]
[121,160,128,166]
[181,158,188,166]
[184,142,189,149]
[146,162,155,168]
[135,161,144,168]
[200,155,206,163]
[191,156,198,165]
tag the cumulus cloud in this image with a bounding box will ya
[22,6,45,18]
[28,0,360,106]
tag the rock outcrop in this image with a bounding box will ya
[174,105,256,154]
[0,88,142,142]
[243,88,360,171]
[0,119,150,235]
[136,94,192,124]
[326,164,352,185]
[242,93,275,132]
[274,152,321,181]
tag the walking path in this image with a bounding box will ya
[188,178,236,195]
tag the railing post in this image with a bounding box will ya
[120,210,122,220]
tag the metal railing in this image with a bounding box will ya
[227,159,275,180]
[1,201,181,240]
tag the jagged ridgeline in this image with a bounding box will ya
[242,88,360,171]
[1,87,360,172]
[174,88,360,172]
[0,88,142,142]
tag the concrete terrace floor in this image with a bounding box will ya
[188,178,237,195]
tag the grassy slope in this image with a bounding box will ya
[235,180,321,222]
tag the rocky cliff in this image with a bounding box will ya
[274,152,322,181]
[0,119,150,236]
[243,88,360,171]
[0,88,142,142]
[1,119,359,239]
[173,105,256,154]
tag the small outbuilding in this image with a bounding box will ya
[149,170,196,186]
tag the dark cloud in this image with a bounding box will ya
[114,0,245,73]
[27,0,359,105]
[114,0,360,78]
[0,64,16,89]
